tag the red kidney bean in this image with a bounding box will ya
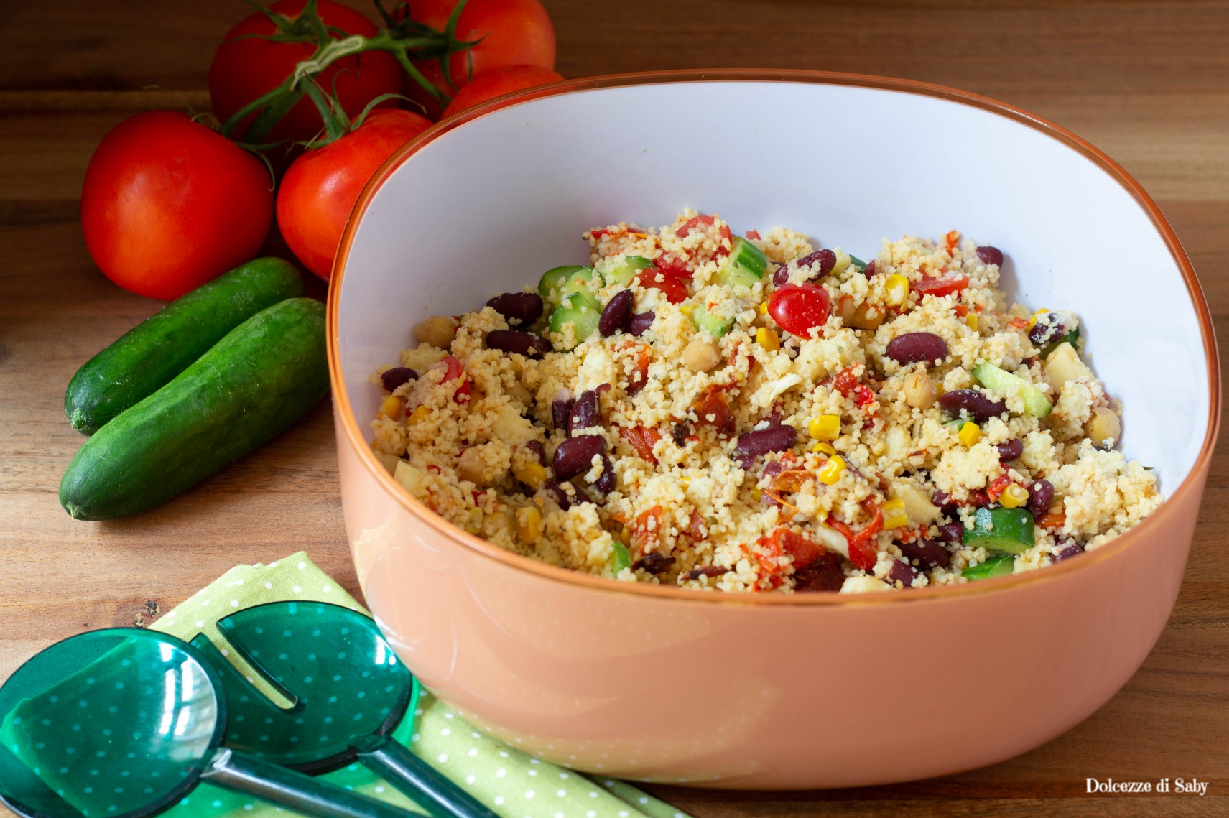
[1027,479,1054,517]
[885,332,948,366]
[683,565,730,581]
[793,552,845,592]
[487,329,550,358]
[734,425,797,458]
[553,435,606,479]
[939,389,1007,421]
[671,422,689,446]
[885,559,919,587]
[864,260,877,277]
[1028,314,1066,347]
[569,483,595,505]
[596,456,615,493]
[937,522,964,546]
[628,311,655,336]
[996,438,1024,462]
[797,248,837,278]
[380,367,417,392]
[772,265,789,286]
[486,292,544,324]
[1052,538,1084,562]
[525,440,546,466]
[570,390,600,433]
[635,552,675,574]
[599,289,634,336]
[543,480,571,510]
[899,537,952,569]
[976,246,1004,266]
[552,394,573,432]
[932,490,956,515]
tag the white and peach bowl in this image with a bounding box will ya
[327,71,1219,788]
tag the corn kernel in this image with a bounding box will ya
[811,442,836,455]
[379,395,404,419]
[999,484,1030,509]
[965,313,979,331]
[757,301,769,315]
[751,488,762,501]
[1028,308,1048,330]
[756,327,780,351]
[809,414,840,441]
[515,506,542,543]
[883,498,909,529]
[818,455,846,485]
[679,303,695,316]
[512,461,547,488]
[408,405,430,424]
[885,274,910,306]
[958,421,981,447]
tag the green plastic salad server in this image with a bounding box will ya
[191,601,496,818]
[0,629,417,818]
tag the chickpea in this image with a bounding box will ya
[847,302,885,330]
[1085,407,1121,449]
[456,447,488,484]
[683,337,721,373]
[902,370,937,409]
[413,315,457,350]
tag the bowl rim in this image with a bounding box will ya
[327,68,1220,605]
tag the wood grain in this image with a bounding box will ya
[1,1,1226,815]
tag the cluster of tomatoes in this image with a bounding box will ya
[81,0,560,301]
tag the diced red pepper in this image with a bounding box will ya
[620,425,662,464]
[745,229,762,240]
[636,267,689,303]
[828,505,884,573]
[692,386,736,436]
[676,214,716,238]
[942,230,960,254]
[436,356,469,403]
[1037,511,1066,530]
[832,365,861,397]
[913,274,969,298]
[629,506,664,554]
[986,474,1013,502]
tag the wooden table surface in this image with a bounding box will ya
[2,1,1227,815]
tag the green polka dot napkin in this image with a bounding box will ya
[150,552,689,818]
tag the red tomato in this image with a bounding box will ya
[635,267,689,304]
[441,65,564,118]
[277,109,433,279]
[913,273,969,297]
[767,284,831,339]
[619,425,661,465]
[402,0,555,117]
[81,111,273,301]
[209,0,400,144]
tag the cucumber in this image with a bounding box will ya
[65,258,303,434]
[548,291,602,350]
[712,237,767,288]
[971,361,1052,418]
[538,265,597,310]
[611,541,632,572]
[602,255,653,288]
[693,303,733,337]
[962,554,1015,581]
[59,298,328,520]
[962,506,1036,554]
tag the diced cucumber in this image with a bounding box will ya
[693,303,733,337]
[612,540,632,572]
[847,254,866,271]
[538,265,597,310]
[830,249,852,277]
[963,506,1036,554]
[712,237,767,288]
[548,291,602,350]
[602,255,653,288]
[962,554,1015,581]
[1041,327,1080,359]
[972,361,1052,418]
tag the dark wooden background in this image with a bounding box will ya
[2,1,1227,815]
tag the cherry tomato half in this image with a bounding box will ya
[636,267,689,304]
[913,273,969,298]
[767,284,831,339]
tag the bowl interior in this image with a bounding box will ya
[336,77,1210,510]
